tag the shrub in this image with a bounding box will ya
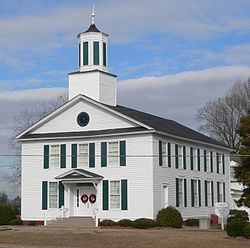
[9,219,23,225]
[156,206,183,228]
[228,209,249,222]
[226,219,247,237]
[243,223,250,239]
[186,219,199,226]
[0,204,16,225]
[132,218,157,229]
[117,219,133,227]
[28,221,36,226]
[100,219,116,227]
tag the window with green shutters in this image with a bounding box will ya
[83,42,88,65]
[205,180,213,207]
[176,178,186,207]
[44,144,66,169]
[104,141,126,167]
[103,42,107,66]
[93,41,99,65]
[42,181,48,210]
[191,179,201,207]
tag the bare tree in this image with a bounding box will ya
[196,79,249,151]
[8,94,68,192]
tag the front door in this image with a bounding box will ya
[75,184,96,217]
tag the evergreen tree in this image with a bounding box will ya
[234,114,250,207]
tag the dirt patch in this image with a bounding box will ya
[0,227,249,248]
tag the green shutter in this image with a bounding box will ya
[83,42,88,65]
[176,178,179,207]
[101,142,107,167]
[184,179,187,207]
[197,149,200,171]
[216,153,220,173]
[42,181,48,210]
[191,179,194,207]
[167,142,171,167]
[159,141,163,166]
[60,144,66,168]
[222,154,225,174]
[121,179,128,210]
[120,141,126,166]
[89,143,95,168]
[190,147,194,170]
[71,144,77,168]
[44,145,49,169]
[103,180,109,210]
[198,180,201,207]
[217,182,220,202]
[223,182,226,202]
[103,42,107,66]
[93,41,99,65]
[205,180,208,207]
[175,144,179,168]
[79,43,81,66]
[204,150,207,172]
[210,151,213,173]
[211,181,214,206]
[183,146,186,169]
[59,181,64,208]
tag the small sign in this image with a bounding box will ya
[215,202,229,230]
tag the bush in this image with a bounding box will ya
[186,219,199,226]
[226,219,247,237]
[132,218,157,229]
[0,204,16,225]
[117,219,133,227]
[9,219,23,225]
[243,223,250,239]
[100,219,116,227]
[228,209,249,222]
[28,221,36,226]
[156,207,183,228]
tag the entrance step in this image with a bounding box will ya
[46,217,95,229]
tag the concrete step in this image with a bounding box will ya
[46,217,95,228]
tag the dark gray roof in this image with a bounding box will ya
[84,24,101,33]
[107,104,228,148]
[20,127,146,139]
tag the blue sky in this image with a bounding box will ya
[0,0,250,198]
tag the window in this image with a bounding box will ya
[217,153,223,173]
[110,181,120,209]
[217,182,225,202]
[49,182,58,208]
[108,142,119,166]
[191,179,201,207]
[230,166,235,181]
[50,145,60,168]
[178,178,184,207]
[176,145,183,169]
[205,150,210,172]
[93,41,99,65]
[205,181,213,207]
[79,144,88,167]
[193,180,198,207]
[192,148,198,170]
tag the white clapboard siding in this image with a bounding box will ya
[152,134,231,219]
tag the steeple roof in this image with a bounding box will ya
[84,23,101,33]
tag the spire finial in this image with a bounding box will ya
[91,4,95,25]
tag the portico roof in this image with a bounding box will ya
[55,169,103,181]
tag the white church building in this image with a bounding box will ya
[16,10,231,225]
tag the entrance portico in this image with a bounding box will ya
[55,169,103,218]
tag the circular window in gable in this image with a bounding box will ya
[77,112,90,127]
